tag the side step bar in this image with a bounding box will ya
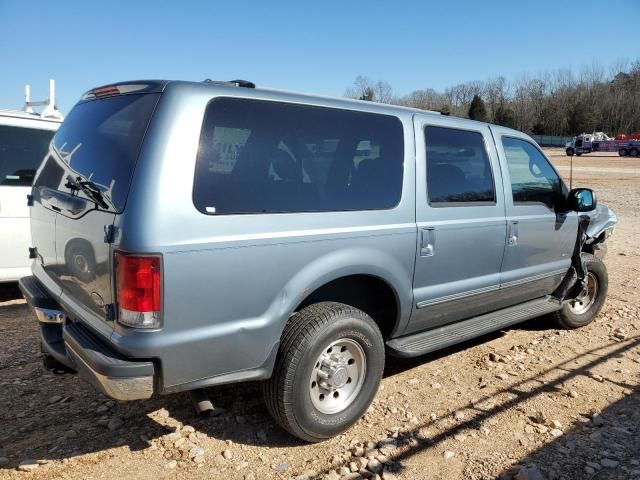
[387,296,562,358]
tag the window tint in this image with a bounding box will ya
[35,93,160,211]
[425,126,495,205]
[0,125,55,186]
[502,137,562,209]
[193,98,404,214]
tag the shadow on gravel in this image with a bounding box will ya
[1,302,637,473]
[0,282,22,303]
[313,335,640,479]
[495,386,640,480]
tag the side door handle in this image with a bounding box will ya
[507,221,519,246]
[420,227,435,257]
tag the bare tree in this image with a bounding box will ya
[344,58,640,135]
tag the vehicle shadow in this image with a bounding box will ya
[0,282,23,304]
[494,386,640,479]
[308,336,640,480]
[1,306,635,472]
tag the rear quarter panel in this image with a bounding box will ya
[113,84,417,391]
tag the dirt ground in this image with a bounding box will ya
[0,149,638,480]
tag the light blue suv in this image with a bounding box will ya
[19,80,617,442]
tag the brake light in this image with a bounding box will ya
[92,85,121,97]
[115,252,162,329]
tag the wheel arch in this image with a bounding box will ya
[273,247,413,341]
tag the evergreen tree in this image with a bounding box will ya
[493,104,516,128]
[468,95,488,121]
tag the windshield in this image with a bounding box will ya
[36,93,159,212]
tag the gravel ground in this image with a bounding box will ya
[0,149,638,480]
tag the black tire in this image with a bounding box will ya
[554,253,608,329]
[576,152,582,156]
[629,148,639,157]
[566,148,574,157]
[263,302,385,442]
[619,148,628,157]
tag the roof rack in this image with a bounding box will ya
[24,79,64,120]
[202,79,255,89]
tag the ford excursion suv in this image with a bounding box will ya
[19,80,617,442]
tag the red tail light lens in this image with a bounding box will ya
[115,253,161,328]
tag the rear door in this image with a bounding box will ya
[492,128,576,304]
[408,115,507,334]
[0,121,56,280]
[31,90,160,322]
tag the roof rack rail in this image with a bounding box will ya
[23,79,64,120]
[202,79,256,89]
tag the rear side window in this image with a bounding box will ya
[34,93,159,212]
[0,125,54,186]
[425,126,495,206]
[193,98,404,214]
[502,137,562,209]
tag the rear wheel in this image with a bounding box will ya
[629,147,639,157]
[263,302,385,442]
[554,254,608,329]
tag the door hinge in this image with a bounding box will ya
[104,303,116,321]
[104,224,116,244]
[27,194,34,207]
[28,247,38,259]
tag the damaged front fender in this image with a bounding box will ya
[583,203,617,244]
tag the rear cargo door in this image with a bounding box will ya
[31,91,160,321]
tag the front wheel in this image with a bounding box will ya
[554,253,608,329]
[566,148,575,157]
[264,302,385,442]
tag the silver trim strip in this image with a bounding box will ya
[416,284,499,309]
[501,269,567,289]
[416,268,567,309]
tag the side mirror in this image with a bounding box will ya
[568,188,597,212]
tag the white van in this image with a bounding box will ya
[0,108,61,282]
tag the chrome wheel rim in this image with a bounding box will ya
[569,272,598,315]
[309,338,366,414]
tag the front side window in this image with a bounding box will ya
[502,137,562,209]
[425,126,495,206]
[193,98,404,214]
[0,125,55,186]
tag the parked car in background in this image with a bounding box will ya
[0,82,62,282]
[19,80,616,442]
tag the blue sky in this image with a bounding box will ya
[1,0,638,113]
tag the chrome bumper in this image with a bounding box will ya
[19,275,156,402]
[34,307,66,324]
[66,344,154,401]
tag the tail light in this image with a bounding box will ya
[115,252,162,329]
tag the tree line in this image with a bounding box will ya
[344,60,640,137]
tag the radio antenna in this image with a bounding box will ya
[569,151,573,190]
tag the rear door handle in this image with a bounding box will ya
[507,221,519,246]
[420,227,435,257]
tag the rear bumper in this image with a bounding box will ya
[19,276,155,400]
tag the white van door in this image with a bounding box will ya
[0,122,57,281]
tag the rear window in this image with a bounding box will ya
[193,98,404,215]
[0,125,55,186]
[35,93,159,211]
